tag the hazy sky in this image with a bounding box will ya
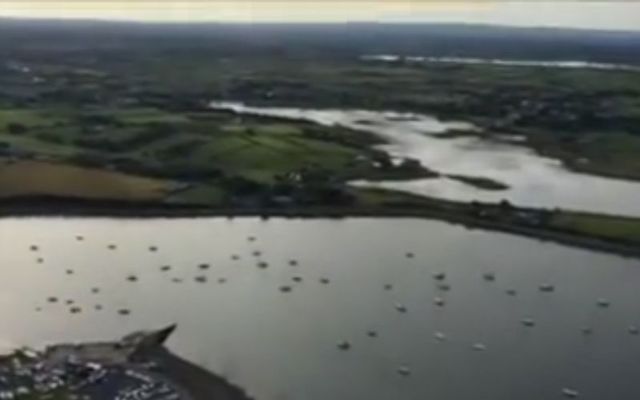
[0,1,639,31]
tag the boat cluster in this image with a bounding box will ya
[331,253,638,397]
[26,237,635,399]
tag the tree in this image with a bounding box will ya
[7,123,27,135]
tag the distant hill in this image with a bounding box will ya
[1,19,639,63]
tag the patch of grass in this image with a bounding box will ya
[204,132,359,182]
[110,108,190,125]
[0,160,173,201]
[550,212,640,244]
[166,184,226,206]
[530,132,640,180]
[0,109,56,128]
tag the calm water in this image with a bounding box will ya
[2,217,640,400]
[211,102,640,217]
[361,55,640,72]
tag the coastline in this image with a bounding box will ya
[214,101,640,184]
[150,346,254,400]
[1,326,253,400]
[0,195,638,260]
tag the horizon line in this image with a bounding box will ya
[1,16,639,34]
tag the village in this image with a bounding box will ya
[0,326,249,400]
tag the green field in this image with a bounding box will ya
[0,160,173,201]
[0,105,411,204]
[1,51,639,253]
[549,212,640,244]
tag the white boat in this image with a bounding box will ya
[434,332,447,341]
[472,343,487,351]
[562,388,580,398]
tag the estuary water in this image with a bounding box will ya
[2,217,640,400]
[210,101,640,217]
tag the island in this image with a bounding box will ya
[0,325,253,400]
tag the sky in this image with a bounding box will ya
[0,1,639,31]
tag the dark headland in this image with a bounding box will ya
[0,325,253,400]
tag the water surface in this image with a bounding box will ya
[211,102,640,217]
[361,55,640,72]
[2,217,640,400]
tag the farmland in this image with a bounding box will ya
[0,105,427,206]
[0,27,639,256]
[0,160,172,201]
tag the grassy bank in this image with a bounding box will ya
[1,52,639,258]
[0,160,173,201]
[0,190,638,260]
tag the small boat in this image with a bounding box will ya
[539,283,555,292]
[320,278,331,285]
[279,285,292,293]
[195,276,207,283]
[472,343,487,351]
[506,289,517,296]
[218,278,227,284]
[434,332,447,341]
[394,303,408,313]
[581,327,593,335]
[149,246,158,252]
[405,252,414,259]
[337,341,351,351]
[199,263,210,270]
[397,366,411,377]
[118,309,131,316]
[367,330,378,338]
[160,265,171,272]
[292,276,303,283]
[257,261,269,269]
[433,297,445,307]
[432,272,446,281]
[597,298,611,308]
[629,326,639,335]
[384,284,393,291]
[521,318,536,327]
[483,272,496,282]
[127,275,138,282]
[561,388,579,398]
[289,260,299,266]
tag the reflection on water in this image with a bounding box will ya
[361,54,640,72]
[211,102,640,217]
[2,217,640,400]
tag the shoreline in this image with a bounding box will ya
[1,326,253,400]
[213,100,640,184]
[0,196,638,260]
